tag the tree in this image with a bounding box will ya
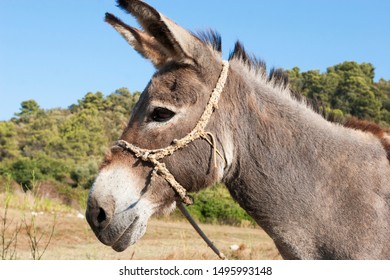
[0,122,19,160]
[71,92,105,112]
[58,109,106,161]
[4,157,43,189]
[288,61,386,122]
[330,62,381,120]
[15,100,41,119]
[70,161,98,189]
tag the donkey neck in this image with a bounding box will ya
[220,61,382,256]
[222,61,335,186]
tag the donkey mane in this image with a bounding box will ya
[344,117,390,160]
[195,30,222,53]
[196,30,390,160]
[195,30,289,90]
[197,30,329,128]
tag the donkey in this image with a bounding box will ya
[86,0,390,259]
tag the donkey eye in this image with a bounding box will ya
[151,107,175,122]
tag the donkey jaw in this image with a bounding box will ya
[86,164,155,252]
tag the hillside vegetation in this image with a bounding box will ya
[1,61,390,225]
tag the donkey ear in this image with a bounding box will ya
[105,13,172,68]
[116,0,204,63]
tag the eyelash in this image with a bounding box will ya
[151,107,175,122]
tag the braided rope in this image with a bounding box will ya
[115,60,229,205]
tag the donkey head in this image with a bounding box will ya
[86,0,228,252]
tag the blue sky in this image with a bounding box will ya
[0,0,389,121]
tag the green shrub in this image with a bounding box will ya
[70,161,98,189]
[0,156,69,190]
[187,184,255,226]
[3,158,43,189]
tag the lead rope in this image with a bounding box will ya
[177,202,227,260]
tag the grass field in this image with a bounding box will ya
[0,180,280,260]
[1,206,280,260]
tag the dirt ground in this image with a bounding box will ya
[1,208,281,260]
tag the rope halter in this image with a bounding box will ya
[113,60,229,205]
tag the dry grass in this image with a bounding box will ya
[1,181,280,260]
[1,207,281,260]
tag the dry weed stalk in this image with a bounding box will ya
[1,172,57,260]
[23,172,57,260]
[23,214,56,260]
[0,176,21,260]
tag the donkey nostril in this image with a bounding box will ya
[86,196,115,230]
[86,203,113,231]
[97,207,107,224]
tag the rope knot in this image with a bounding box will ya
[141,152,150,161]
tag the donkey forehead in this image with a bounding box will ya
[145,65,205,106]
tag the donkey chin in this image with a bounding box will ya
[86,164,159,252]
